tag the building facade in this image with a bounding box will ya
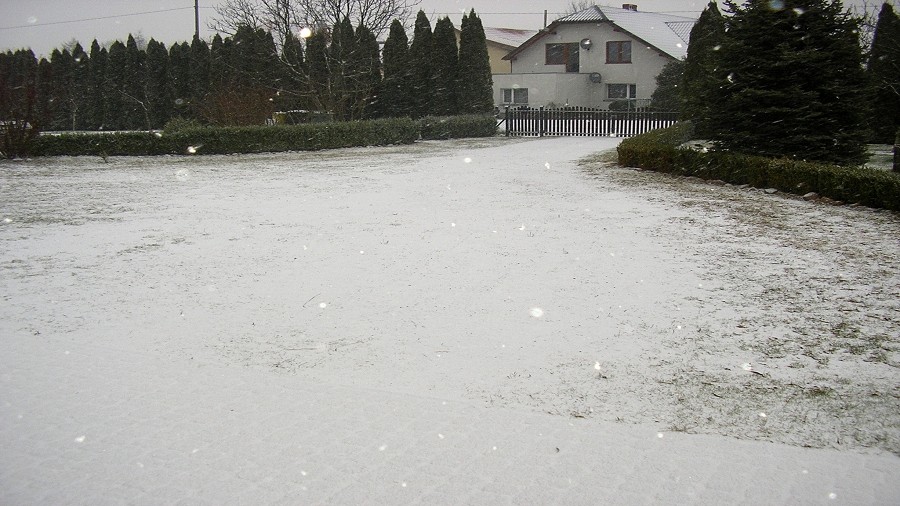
[494,4,695,110]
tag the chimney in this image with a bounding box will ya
[623,4,638,11]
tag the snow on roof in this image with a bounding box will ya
[510,4,696,60]
[482,27,539,49]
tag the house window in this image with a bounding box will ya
[545,43,580,72]
[607,84,637,100]
[502,88,529,105]
[606,41,632,64]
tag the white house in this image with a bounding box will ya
[495,4,696,110]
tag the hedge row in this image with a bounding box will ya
[617,122,900,211]
[27,114,498,157]
[420,114,499,140]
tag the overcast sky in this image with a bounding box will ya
[0,0,884,57]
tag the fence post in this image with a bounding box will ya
[505,106,510,138]
[539,107,545,137]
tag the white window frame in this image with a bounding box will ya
[607,84,637,100]
[501,88,529,105]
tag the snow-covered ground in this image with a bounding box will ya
[1,137,898,504]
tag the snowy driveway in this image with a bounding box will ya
[2,137,899,503]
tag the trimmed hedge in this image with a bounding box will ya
[616,122,900,211]
[28,114,500,158]
[30,117,421,157]
[419,114,498,140]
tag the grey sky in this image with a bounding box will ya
[0,0,884,57]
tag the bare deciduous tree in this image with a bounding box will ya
[209,0,421,46]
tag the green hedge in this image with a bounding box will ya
[419,114,498,140]
[31,117,421,157]
[28,115,499,158]
[617,122,900,211]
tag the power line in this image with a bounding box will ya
[0,6,214,31]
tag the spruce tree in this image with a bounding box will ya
[707,0,868,165]
[456,9,494,114]
[867,2,900,143]
[430,17,459,116]
[680,1,725,134]
[408,11,434,118]
[650,59,685,112]
[380,19,411,117]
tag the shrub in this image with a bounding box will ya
[616,122,900,211]
[420,114,497,140]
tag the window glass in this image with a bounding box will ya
[513,88,528,104]
[606,41,632,64]
[546,44,566,65]
[607,84,636,99]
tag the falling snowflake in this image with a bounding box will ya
[529,307,544,318]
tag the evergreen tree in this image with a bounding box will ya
[379,19,411,117]
[329,17,358,120]
[145,39,171,129]
[650,59,685,112]
[707,0,868,165]
[69,43,90,130]
[353,24,382,119]
[456,9,494,114]
[680,1,725,134]
[190,37,211,109]
[103,41,127,129]
[122,34,147,129]
[408,11,434,118]
[85,41,107,130]
[48,48,74,130]
[168,42,192,119]
[280,31,306,109]
[306,30,330,112]
[209,34,229,90]
[430,17,459,116]
[867,2,900,143]
[0,50,42,155]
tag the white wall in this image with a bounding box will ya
[499,22,674,109]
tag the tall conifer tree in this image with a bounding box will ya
[456,9,493,114]
[867,2,900,142]
[408,11,434,118]
[145,39,171,128]
[430,17,459,116]
[380,19,411,117]
[707,0,868,165]
[680,1,725,134]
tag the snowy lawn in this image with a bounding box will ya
[1,137,898,502]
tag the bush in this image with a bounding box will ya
[616,122,900,211]
[420,114,497,140]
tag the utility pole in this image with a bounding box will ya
[194,0,200,41]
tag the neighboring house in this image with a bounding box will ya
[456,27,538,74]
[495,4,695,110]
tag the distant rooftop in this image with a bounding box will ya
[482,27,539,49]
[555,4,697,59]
